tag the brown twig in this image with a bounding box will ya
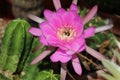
[78,53,102,69]
[67,69,76,80]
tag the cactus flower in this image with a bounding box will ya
[29,3,96,62]
[28,0,113,79]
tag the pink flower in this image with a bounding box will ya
[28,0,112,79]
[29,4,95,63]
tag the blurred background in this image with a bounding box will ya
[0,0,120,35]
[0,0,120,18]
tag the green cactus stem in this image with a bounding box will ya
[0,18,33,79]
[20,38,46,80]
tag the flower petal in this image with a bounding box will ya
[52,0,61,10]
[28,14,45,23]
[78,43,86,52]
[72,0,78,5]
[71,15,83,35]
[62,11,78,25]
[83,5,98,25]
[44,9,62,28]
[57,8,66,15]
[84,26,95,38]
[95,24,113,33]
[85,45,106,60]
[60,63,67,80]
[40,21,56,36]
[70,4,78,13]
[31,48,52,65]
[72,55,82,75]
[67,36,85,55]
[44,10,54,21]
[50,48,72,63]
[48,14,62,29]
[40,22,60,46]
[39,35,48,45]
[29,27,41,36]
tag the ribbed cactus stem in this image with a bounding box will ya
[0,20,18,68]
[0,19,9,52]
[20,38,46,80]
[0,18,33,79]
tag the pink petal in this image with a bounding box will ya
[31,48,52,65]
[85,46,106,60]
[47,13,62,29]
[44,10,62,28]
[67,36,85,55]
[29,27,41,36]
[28,14,44,23]
[57,8,66,15]
[72,17,83,35]
[78,43,86,52]
[62,12,73,25]
[72,0,78,5]
[84,26,95,38]
[50,48,72,63]
[52,0,61,10]
[83,5,98,25]
[40,22,60,46]
[39,35,48,45]
[62,11,78,25]
[44,10,54,21]
[69,13,83,35]
[60,63,67,80]
[72,55,82,75]
[40,22,56,37]
[70,4,78,13]
[47,36,60,47]
[65,50,75,56]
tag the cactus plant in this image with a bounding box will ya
[0,20,59,80]
[0,19,8,53]
[20,38,44,80]
[0,18,33,79]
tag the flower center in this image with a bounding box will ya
[64,31,70,36]
[57,26,76,41]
